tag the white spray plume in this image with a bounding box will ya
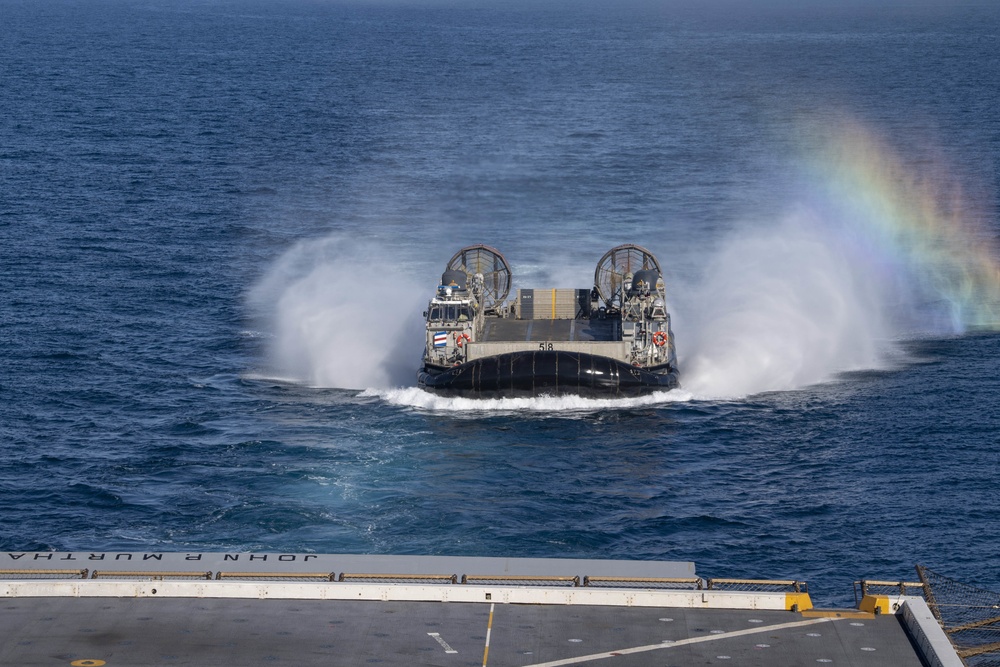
[674,211,892,399]
[248,214,901,402]
[249,236,426,389]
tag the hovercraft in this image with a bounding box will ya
[417,244,679,397]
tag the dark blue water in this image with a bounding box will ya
[2,0,999,605]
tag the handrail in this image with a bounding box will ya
[339,573,458,584]
[706,578,807,592]
[216,571,336,581]
[462,574,580,586]
[583,576,702,589]
[0,569,89,579]
[91,571,212,580]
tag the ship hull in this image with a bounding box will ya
[418,350,679,398]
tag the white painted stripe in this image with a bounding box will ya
[428,632,458,653]
[520,617,839,667]
[482,602,495,666]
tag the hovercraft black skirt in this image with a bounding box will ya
[418,351,679,398]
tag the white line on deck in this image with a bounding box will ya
[428,632,458,654]
[520,617,840,667]
[482,602,495,666]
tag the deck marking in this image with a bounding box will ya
[428,632,458,654]
[520,617,840,667]
[482,602,495,666]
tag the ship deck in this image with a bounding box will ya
[0,553,959,667]
[481,318,619,343]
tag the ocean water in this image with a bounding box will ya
[2,0,999,605]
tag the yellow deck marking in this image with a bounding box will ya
[482,602,495,666]
[802,609,874,619]
[71,661,106,667]
[520,617,840,667]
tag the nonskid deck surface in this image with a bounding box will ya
[481,318,619,343]
[0,598,920,666]
[0,553,946,666]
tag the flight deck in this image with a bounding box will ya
[0,553,962,667]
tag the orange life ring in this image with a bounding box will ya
[455,332,471,347]
[652,331,668,347]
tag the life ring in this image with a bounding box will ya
[652,331,668,347]
[455,332,471,347]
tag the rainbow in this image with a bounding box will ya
[797,117,1000,332]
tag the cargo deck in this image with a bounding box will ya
[480,318,620,343]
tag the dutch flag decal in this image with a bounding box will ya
[433,331,448,347]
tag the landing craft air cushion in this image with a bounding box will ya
[417,244,680,397]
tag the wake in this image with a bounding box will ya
[363,387,695,412]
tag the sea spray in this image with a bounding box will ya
[249,236,426,389]
[367,386,694,412]
[676,117,1000,399]
[674,211,892,399]
[250,124,999,402]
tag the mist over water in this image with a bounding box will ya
[249,236,426,390]
[799,118,1000,334]
[254,138,991,404]
[673,121,1000,399]
[675,212,891,399]
[259,211,897,406]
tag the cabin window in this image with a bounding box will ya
[428,304,470,322]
